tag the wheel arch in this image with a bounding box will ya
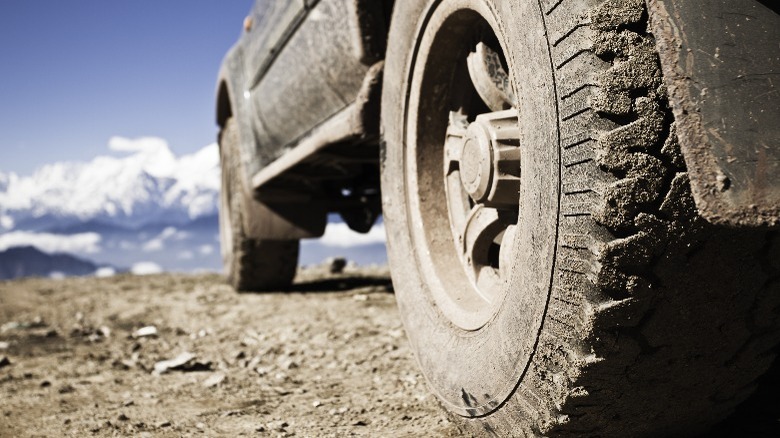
[216,79,232,130]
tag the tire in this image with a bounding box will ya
[380,0,780,436]
[219,118,299,291]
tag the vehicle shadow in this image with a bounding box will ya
[289,275,394,294]
[700,354,780,437]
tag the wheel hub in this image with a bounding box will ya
[458,110,521,207]
[436,41,522,303]
[460,127,492,202]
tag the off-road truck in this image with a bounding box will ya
[215,0,779,435]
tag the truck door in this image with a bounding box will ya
[243,0,308,86]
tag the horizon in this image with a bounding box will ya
[0,1,389,280]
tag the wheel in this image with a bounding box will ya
[219,118,299,291]
[380,0,780,435]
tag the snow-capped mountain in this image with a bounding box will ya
[0,137,220,231]
[0,137,387,278]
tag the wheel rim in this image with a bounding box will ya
[386,0,561,415]
[406,5,521,330]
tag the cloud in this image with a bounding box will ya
[108,136,171,158]
[131,262,163,275]
[0,231,101,254]
[198,244,214,256]
[0,215,13,230]
[142,239,164,252]
[142,226,184,252]
[94,267,116,278]
[316,223,386,248]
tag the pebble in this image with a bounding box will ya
[132,326,158,338]
[281,359,299,370]
[202,373,226,388]
[326,257,347,274]
[58,384,76,394]
[152,352,196,375]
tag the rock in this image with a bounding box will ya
[0,322,20,333]
[58,384,76,394]
[329,406,349,416]
[246,355,262,370]
[1,317,46,334]
[132,326,158,338]
[326,257,347,274]
[88,327,109,343]
[273,387,291,396]
[156,421,172,428]
[219,410,243,418]
[202,373,226,388]
[281,359,299,370]
[268,420,289,431]
[0,356,10,369]
[118,413,129,421]
[0,341,9,350]
[152,352,196,375]
[112,359,136,370]
[32,328,59,338]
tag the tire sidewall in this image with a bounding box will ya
[381,0,561,416]
[219,120,239,278]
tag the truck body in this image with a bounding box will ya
[217,0,779,235]
[215,0,780,435]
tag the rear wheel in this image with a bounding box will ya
[219,118,299,291]
[380,0,780,435]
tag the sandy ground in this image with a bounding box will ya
[1,267,778,437]
[0,267,459,437]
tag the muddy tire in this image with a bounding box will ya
[219,118,299,291]
[380,0,780,436]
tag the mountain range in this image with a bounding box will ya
[0,246,114,280]
[0,137,386,279]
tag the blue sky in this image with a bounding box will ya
[0,0,253,175]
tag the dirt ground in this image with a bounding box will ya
[1,267,778,437]
[0,267,459,437]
